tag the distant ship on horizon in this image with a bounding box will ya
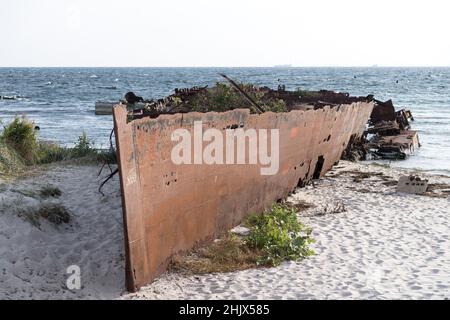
[273,64,292,68]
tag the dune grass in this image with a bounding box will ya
[39,185,62,198]
[0,140,24,176]
[16,203,71,228]
[171,234,264,274]
[0,116,38,164]
[0,116,116,176]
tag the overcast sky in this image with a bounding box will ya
[1,0,449,67]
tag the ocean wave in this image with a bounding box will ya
[0,95,28,101]
[1,67,450,154]
[404,167,450,177]
[98,86,118,90]
[369,160,450,177]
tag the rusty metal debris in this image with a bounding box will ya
[369,99,396,123]
[343,98,419,161]
[122,82,374,121]
[117,81,419,162]
[124,92,144,104]
[99,79,419,163]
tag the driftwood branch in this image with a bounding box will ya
[218,73,265,114]
[98,128,119,194]
[98,169,119,196]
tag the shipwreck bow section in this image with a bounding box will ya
[113,102,374,292]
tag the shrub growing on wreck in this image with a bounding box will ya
[190,83,249,113]
[264,98,287,113]
[189,83,288,113]
[245,204,315,266]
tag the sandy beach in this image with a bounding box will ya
[0,165,125,299]
[1,161,449,300]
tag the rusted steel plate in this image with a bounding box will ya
[370,99,396,123]
[113,102,374,292]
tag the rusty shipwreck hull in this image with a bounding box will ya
[113,101,374,292]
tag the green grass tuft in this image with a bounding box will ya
[16,203,71,228]
[1,116,38,165]
[39,185,62,198]
[36,141,72,164]
[71,131,97,158]
[0,140,24,176]
[0,117,116,174]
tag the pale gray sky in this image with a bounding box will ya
[1,0,449,67]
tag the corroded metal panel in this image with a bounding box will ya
[113,102,374,292]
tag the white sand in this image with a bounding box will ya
[0,164,125,299]
[1,161,449,299]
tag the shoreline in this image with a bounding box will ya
[0,160,449,299]
[366,160,450,179]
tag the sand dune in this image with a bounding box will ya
[0,165,125,299]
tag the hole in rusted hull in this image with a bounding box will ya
[313,155,325,179]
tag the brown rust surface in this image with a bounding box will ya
[376,130,420,155]
[113,102,374,292]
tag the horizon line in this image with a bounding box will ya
[1,65,450,68]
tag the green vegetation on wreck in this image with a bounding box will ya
[134,82,368,121]
[189,83,288,113]
[0,116,115,177]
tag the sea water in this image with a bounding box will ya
[1,67,449,175]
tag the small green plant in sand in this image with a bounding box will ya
[71,131,96,158]
[16,203,71,228]
[245,204,315,266]
[39,185,62,198]
[171,204,315,274]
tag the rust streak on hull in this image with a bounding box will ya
[113,102,374,292]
